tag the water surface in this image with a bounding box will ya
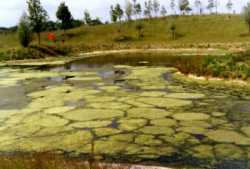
[0,55,249,169]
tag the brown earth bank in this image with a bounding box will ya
[0,153,175,169]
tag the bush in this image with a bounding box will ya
[170,23,176,40]
[114,35,134,42]
[18,13,32,47]
[135,23,144,39]
[0,52,7,61]
[202,55,250,80]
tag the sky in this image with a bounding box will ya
[0,0,249,27]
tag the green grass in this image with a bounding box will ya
[0,33,18,52]
[64,15,248,43]
[44,15,250,49]
[1,14,250,53]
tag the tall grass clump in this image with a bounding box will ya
[202,55,250,80]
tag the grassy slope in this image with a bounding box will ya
[47,15,250,49]
[0,33,18,52]
[1,15,250,52]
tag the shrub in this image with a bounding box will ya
[18,13,32,47]
[202,55,250,80]
[170,23,176,40]
[114,35,134,42]
[135,23,144,39]
[0,52,7,61]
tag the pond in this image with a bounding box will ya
[0,54,250,169]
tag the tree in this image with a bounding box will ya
[18,13,32,47]
[179,0,191,15]
[45,21,59,31]
[132,0,142,19]
[170,23,176,40]
[132,0,137,19]
[144,2,150,18]
[144,0,153,18]
[215,0,218,14]
[134,3,142,18]
[148,0,153,15]
[115,4,124,22]
[84,11,102,26]
[71,19,83,28]
[132,0,137,8]
[170,0,176,15]
[226,0,233,14]
[243,2,250,34]
[153,0,160,17]
[84,10,92,25]
[207,0,215,14]
[194,0,202,15]
[125,0,133,21]
[56,2,73,31]
[90,18,103,26]
[27,0,48,45]
[160,6,167,17]
[110,5,118,23]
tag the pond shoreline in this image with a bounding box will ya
[174,71,250,87]
[1,48,250,87]
[0,48,228,67]
[0,153,175,169]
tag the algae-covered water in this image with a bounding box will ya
[0,55,250,169]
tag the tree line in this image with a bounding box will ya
[109,0,235,22]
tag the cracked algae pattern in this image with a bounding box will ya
[0,65,249,167]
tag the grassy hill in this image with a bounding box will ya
[1,14,250,53]
[64,15,250,45]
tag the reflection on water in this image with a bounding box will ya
[0,56,249,169]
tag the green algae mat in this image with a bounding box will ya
[0,62,250,169]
